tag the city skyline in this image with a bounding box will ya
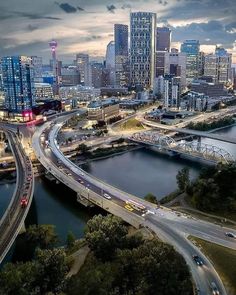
[0,0,236,63]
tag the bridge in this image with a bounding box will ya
[31,113,236,295]
[0,129,34,264]
[129,131,234,164]
[140,118,236,144]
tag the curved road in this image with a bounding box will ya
[32,114,236,295]
[0,129,34,264]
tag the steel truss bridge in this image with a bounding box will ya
[129,131,234,164]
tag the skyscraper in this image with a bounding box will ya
[181,40,200,83]
[156,27,171,52]
[130,12,156,89]
[49,40,59,95]
[164,50,187,89]
[114,24,129,87]
[204,47,232,84]
[1,56,35,119]
[105,41,115,86]
[31,56,43,83]
[75,53,90,86]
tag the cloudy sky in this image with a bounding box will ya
[0,0,236,63]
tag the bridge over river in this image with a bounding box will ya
[129,131,234,164]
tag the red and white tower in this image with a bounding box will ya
[49,40,59,95]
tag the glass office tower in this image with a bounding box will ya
[1,56,35,117]
[181,40,200,83]
[130,12,156,89]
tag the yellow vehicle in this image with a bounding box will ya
[125,199,146,213]
[125,204,134,211]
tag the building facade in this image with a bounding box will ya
[1,56,35,119]
[204,47,232,84]
[114,24,129,87]
[130,12,156,89]
[154,75,181,108]
[181,40,200,84]
[105,41,116,86]
[75,53,90,86]
[156,27,171,52]
[87,99,119,121]
[164,50,187,90]
[34,83,53,100]
[31,56,43,83]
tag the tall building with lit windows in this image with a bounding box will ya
[114,24,129,87]
[130,12,156,89]
[204,47,232,84]
[181,40,200,84]
[75,53,90,86]
[1,56,35,119]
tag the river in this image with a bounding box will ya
[0,124,235,255]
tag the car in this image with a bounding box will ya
[58,166,63,170]
[20,197,28,208]
[210,282,220,295]
[103,193,111,200]
[225,232,236,239]
[78,179,84,184]
[125,204,134,211]
[67,173,72,176]
[192,255,204,266]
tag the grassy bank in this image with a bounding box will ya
[189,236,236,295]
[119,118,144,130]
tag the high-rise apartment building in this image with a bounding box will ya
[75,53,90,86]
[130,12,156,89]
[204,47,232,84]
[155,51,166,77]
[90,62,104,88]
[1,56,35,118]
[154,75,181,108]
[31,56,43,83]
[164,50,187,89]
[181,40,200,84]
[156,27,171,52]
[105,41,115,86]
[114,24,129,87]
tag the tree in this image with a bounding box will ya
[66,231,76,249]
[66,238,193,295]
[85,214,128,261]
[35,248,69,294]
[0,261,37,295]
[78,143,90,154]
[144,193,158,205]
[26,224,58,251]
[176,167,190,192]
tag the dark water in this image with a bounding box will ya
[0,183,15,218]
[28,177,93,242]
[81,148,202,199]
[0,125,236,262]
[202,125,236,159]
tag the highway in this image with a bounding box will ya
[31,113,236,295]
[0,128,34,264]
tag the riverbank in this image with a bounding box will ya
[186,116,236,131]
[72,144,141,165]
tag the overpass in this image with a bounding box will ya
[140,118,236,144]
[0,129,34,264]
[32,114,236,295]
[129,131,234,164]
